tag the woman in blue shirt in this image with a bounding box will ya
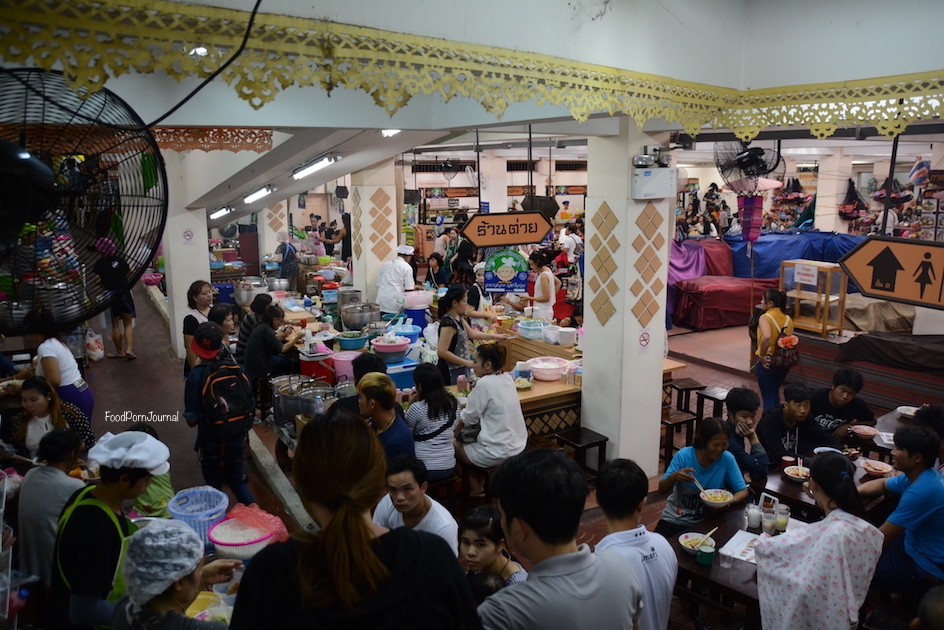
[655,417,749,538]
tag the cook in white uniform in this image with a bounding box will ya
[376,245,419,314]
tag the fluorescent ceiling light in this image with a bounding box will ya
[796,163,819,168]
[852,160,873,165]
[189,46,208,56]
[209,207,233,220]
[293,157,335,180]
[381,129,401,137]
[244,187,272,204]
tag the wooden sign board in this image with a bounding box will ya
[839,235,944,310]
[461,212,553,248]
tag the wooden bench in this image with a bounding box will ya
[552,427,609,479]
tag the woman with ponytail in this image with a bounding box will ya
[230,411,479,629]
[754,287,794,410]
[755,451,883,630]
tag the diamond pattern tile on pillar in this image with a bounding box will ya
[631,298,648,322]
[352,188,362,207]
[591,250,609,275]
[600,255,616,283]
[653,233,665,250]
[630,279,644,296]
[607,235,621,252]
[605,279,619,296]
[591,293,616,326]
[632,235,646,252]
[373,241,392,260]
[590,234,604,251]
[646,203,664,228]
[652,277,665,295]
[355,242,363,258]
[600,203,619,233]
[369,232,379,243]
[649,256,662,274]
[371,188,391,208]
[641,265,656,283]
[636,202,663,240]
[591,202,611,231]
[588,277,601,294]
[634,255,648,275]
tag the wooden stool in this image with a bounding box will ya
[427,474,461,514]
[661,409,697,463]
[460,462,496,511]
[670,378,706,414]
[695,387,729,422]
[552,427,609,479]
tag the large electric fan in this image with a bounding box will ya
[439,160,462,181]
[0,68,168,335]
[714,141,784,243]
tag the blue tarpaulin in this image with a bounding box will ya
[723,231,866,283]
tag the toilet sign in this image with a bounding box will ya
[840,235,944,310]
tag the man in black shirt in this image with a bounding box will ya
[756,383,843,469]
[809,368,875,439]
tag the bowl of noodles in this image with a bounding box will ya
[699,489,734,508]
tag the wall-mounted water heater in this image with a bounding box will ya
[631,167,677,200]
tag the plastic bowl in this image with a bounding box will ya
[850,425,879,438]
[208,517,275,560]
[518,319,551,339]
[337,334,368,350]
[371,336,410,353]
[897,405,919,419]
[209,261,225,270]
[699,488,734,507]
[678,532,716,555]
[783,466,810,483]
[528,356,570,381]
[404,290,434,309]
[389,324,421,344]
[140,273,163,286]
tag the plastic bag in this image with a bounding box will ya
[227,503,289,543]
[423,322,439,349]
[85,328,105,361]
[3,468,23,500]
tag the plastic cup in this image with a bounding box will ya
[719,549,734,569]
[781,455,796,469]
[696,545,715,567]
[776,505,790,532]
[762,510,777,535]
[746,504,762,528]
[300,318,308,328]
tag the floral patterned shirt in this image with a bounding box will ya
[755,509,883,630]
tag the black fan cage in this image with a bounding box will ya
[0,68,168,335]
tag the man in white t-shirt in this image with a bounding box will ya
[372,454,459,554]
[557,225,580,264]
[595,458,678,630]
[376,245,419,314]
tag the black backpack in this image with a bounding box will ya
[200,358,255,441]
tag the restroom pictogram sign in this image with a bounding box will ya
[840,236,944,310]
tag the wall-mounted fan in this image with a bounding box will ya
[218,223,239,238]
[714,141,784,243]
[0,68,168,335]
[439,160,461,181]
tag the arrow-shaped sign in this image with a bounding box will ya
[839,235,944,310]
[460,211,554,248]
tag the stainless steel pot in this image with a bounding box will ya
[337,287,362,312]
[266,277,290,291]
[334,378,357,399]
[242,276,266,287]
[234,286,265,306]
[280,380,331,419]
[270,375,311,425]
[340,302,381,331]
[298,387,337,416]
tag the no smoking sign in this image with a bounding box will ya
[639,329,651,353]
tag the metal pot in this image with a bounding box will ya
[270,375,311,425]
[234,286,265,306]
[334,378,357,399]
[298,387,337,416]
[279,380,330,420]
[337,287,362,312]
[340,302,381,331]
[266,277,290,291]
[242,276,266,287]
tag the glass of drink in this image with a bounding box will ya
[746,503,762,528]
[762,509,777,535]
[300,318,308,328]
[719,549,734,569]
[776,505,790,532]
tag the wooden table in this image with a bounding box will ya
[843,409,911,462]
[752,456,875,521]
[670,509,762,630]
[663,358,687,420]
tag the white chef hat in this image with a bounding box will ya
[123,519,204,613]
[89,431,170,476]
[396,245,415,256]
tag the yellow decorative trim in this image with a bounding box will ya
[152,127,272,153]
[1,0,942,139]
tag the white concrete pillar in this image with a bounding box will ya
[584,119,672,476]
[161,150,211,359]
[816,150,853,233]
[259,201,288,260]
[351,158,400,303]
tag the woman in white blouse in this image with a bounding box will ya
[755,451,883,630]
[454,343,526,474]
[23,309,95,423]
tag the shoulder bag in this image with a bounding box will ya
[764,313,800,370]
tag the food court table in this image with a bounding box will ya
[751,456,875,521]
[670,508,761,630]
[843,408,911,461]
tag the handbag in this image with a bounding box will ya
[457,423,481,444]
[764,313,800,370]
